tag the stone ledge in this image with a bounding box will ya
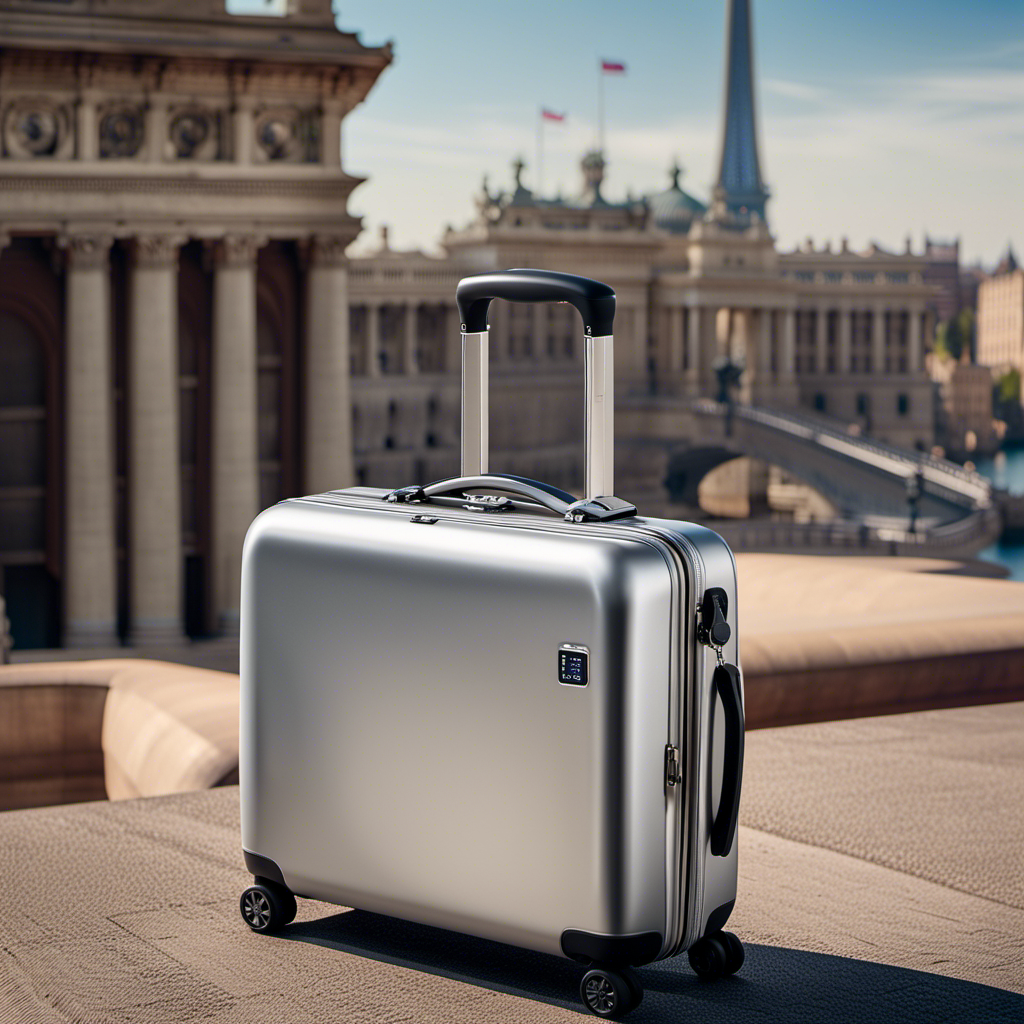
[0,659,239,810]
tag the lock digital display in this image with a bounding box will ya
[558,645,589,686]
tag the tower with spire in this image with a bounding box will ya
[714,0,769,223]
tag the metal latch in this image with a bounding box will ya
[665,745,681,788]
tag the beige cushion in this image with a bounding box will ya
[0,659,239,804]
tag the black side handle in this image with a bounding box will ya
[456,268,616,336]
[710,663,744,858]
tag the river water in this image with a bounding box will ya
[975,445,1024,580]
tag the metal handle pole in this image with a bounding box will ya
[460,331,488,476]
[585,334,614,499]
[460,325,613,499]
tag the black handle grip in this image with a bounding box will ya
[423,473,575,513]
[456,268,616,336]
[709,663,744,858]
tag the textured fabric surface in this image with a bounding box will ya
[742,701,1024,910]
[1,702,1022,1022]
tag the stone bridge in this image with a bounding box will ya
[618,398,1002,556]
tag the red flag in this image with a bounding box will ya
[541,108,566,122]
[601,60,626,74]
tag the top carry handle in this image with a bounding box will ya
[455,269,616,501]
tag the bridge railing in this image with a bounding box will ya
[691,400,993,510]
[711,504,1001,558]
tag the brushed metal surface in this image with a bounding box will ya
[584,335,614,499]
[240,498,675,957]
[460,332,488,476]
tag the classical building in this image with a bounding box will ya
[977,249,1024,384]
[0,0,941,650]
[923,237,962,322]
[0,0,390,646]
[346,1,937,498]
[929,354,998,457]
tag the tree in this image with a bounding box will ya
[995,368,1020,407]
[934,317,964,362]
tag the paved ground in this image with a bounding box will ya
[0,701,1021,1023]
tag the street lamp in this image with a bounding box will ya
[714,355,744,436]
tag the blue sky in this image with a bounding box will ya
[233,0,1023,265]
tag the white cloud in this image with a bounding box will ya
[763,78,830,103]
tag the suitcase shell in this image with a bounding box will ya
[240,491,740,963]
[240,268,742,974]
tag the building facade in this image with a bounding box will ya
[0,0,389,646]
[0,0,940,649]
[977,250,1024,383]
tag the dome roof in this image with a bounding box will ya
[647,162,707,233]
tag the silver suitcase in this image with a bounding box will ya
[239,269,745,1018]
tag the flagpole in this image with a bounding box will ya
[597,61,605,156]
[536,109,543,197]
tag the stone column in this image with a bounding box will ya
[872,306,886,374]
[532,303,546,361]
[211,234,262,636]
[145,94,168,162]
[444,304,462,373]
[128,234,184,644]
[838,305,852,373]
[757,310,773,378]
[232,96,256,165]
[404,302,419,374]
[63,234,118,647]
[305,235,353,494]
[907,305,922,373]
[319,99,344,166]
[76,90,98,161]
[670,306,685,373]
[685,306,701,392]
[366,303,381,377]
[490,300,508,362]
[815,306,828,374]
[781,309,796,376]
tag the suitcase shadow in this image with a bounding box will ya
[282,909,1024,1022]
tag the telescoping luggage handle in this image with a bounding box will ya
[456,269,617,501]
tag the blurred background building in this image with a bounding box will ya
[0,0,1011,651]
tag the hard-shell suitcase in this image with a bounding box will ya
[239,269,745,1018]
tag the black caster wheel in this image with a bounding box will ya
[688,935,728,980]
[719,930,745,975]
[254,876,297,925]
[620,966,644,1012]
[240,880,295,933]
[580,966,641,1018]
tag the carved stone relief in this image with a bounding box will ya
[168,106,221,161]
[3,98,72,159]
[254,107,317,163]
[98,104,145,158]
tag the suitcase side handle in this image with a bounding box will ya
[709,663,744,858]
[455,269,616,500]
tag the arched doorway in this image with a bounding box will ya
[0,305,59,648]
